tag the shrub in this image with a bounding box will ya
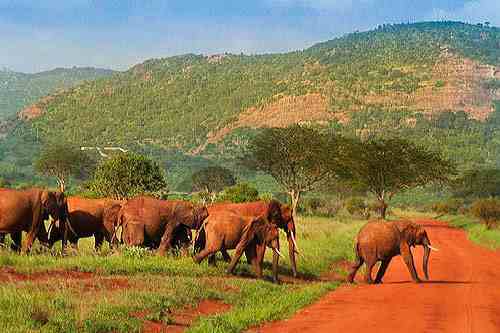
[258,192,274,202]
[217,183,259,203]
[298,197,340,217]
[85,152,168,200]
[430,198,464,215]
[470,198,500,229]
[344,197,369,219]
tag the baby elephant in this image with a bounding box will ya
[194,211,283,282]
[347,220,437,284]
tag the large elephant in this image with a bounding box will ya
[194,209,282,282]
[347,220,436,284]
[0,188,68,253]
[119,196,208,255]
[47,197,123,250]
[194,200,299,277]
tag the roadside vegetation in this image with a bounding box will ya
[0,215,363,333]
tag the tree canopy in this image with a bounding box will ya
[243,125,350,215]
[85,152,168,200]
[191,166,236,194]
[348,137,455,218]
[34,143,94,192]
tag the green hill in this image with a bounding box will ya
[6,21,500,190]
[0,67,114,119]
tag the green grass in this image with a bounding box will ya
[0,216,364,333]
[441,214,500,250]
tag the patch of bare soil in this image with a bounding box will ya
[135,299,231,333]
[365,52,500,121]
[0,267,93,283]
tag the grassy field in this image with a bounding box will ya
[0,216,364,333]
[440,214,500,250]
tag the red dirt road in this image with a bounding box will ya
[254,220,500,333]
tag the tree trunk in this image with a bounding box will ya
[57,178,66,193]
[379,199,388,219]
[289,190,301,221]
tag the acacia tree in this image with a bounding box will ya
[34,144,94,192]
[243,125,350,217]
[349,137,455,219]
[191,166,236,200]
[86,152,168,199]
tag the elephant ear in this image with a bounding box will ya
[240,215,267,247]
[401,224,419,246]
[267,200,283,226]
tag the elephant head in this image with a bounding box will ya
[43,191,70,248]
[401,224,433,280]
[192,204,209,229]
[267,200,298,276]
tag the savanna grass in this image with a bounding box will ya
[0,216,364,332]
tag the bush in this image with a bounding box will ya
[217,183,259,203]
[344,197,369,219]
[470,198,500,229]
[430,198,464,215]
[298,197,341,217]
[258,192,274,202]
[85,152,168,200]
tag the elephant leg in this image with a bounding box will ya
[401,245,421,283]
[94,232,104,251]
[0,233,5,247]
[11,232,22,252]
[374,258,392,284]
[227,244,247,275]
[207,254,217,266]
[221,249,231,263]
[245,246,261,278]
[194,247,218,264]
[347,255,364,283]
[365,260,376,284]
[157,222,179,256]
[23,228,38,254]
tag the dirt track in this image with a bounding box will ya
[254,220,500,333]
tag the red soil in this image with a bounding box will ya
[252,219,500,333]
[0,267,93,282]
[138,299,231,333]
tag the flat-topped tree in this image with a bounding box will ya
[243,125,350,218]
[349,137,455,219]
[191,166,236,201]
[34,143,94,192]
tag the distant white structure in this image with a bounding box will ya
[80,146,128,157]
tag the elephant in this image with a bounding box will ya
[194,200,299,277]
[194,209,282,282]
[47,197,123,250]
[119,196,208,255]
[0,188,68,253]
[347,220,437,284]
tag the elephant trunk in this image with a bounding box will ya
[422,237,431,280]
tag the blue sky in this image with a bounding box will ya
[1,0,499,73]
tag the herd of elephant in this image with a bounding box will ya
[0,187,437,284]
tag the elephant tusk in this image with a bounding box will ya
[290,232,300,254]
[273,248,285,259]
[427,245,439,251]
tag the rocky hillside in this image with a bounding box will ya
[24,22,500,156]
[0,67,114,119]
